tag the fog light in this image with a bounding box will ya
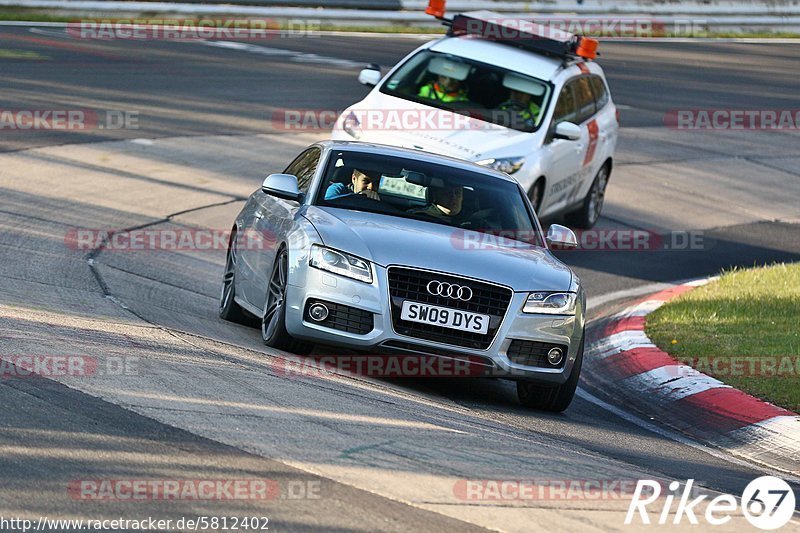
[309,303,329,322]
[547,347,563,366]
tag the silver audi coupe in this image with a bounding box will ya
[220,141,585,411]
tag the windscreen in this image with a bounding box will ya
[315,150,544,247]
[380,50,552,133]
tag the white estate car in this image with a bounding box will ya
[331,11,618,228]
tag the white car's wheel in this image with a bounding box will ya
[527,178,544,213]
[566,165,609,229]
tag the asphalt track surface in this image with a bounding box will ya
[1,26,799,531]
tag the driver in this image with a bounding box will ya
[325,169,381,201]
[498,89,540,130]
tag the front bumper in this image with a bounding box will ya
[284,263,584,384]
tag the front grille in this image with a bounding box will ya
[507,340,568,368]
[304,299,373,335]
[387,267,512,349]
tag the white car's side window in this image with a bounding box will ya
[590,75,609,110]
[552,84,578,125]
[573,77,597,124]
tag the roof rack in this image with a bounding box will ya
[431,6,598,62]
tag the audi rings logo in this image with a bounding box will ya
[427,280,473,301]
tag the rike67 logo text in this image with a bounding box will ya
[626,477,796,530]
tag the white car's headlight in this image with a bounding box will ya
[342,111,362,139]
[310,244,372,283]
[475,156,525,175]
[523,292,577,315]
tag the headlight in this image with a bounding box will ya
[523,292,577,315]
[475,156,525,174]
[310,244,372,283]
[342,111,362,139]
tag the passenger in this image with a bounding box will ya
[325,169,380,201]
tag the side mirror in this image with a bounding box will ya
[262,173,302,202]
[358,64,381,87]
[552,121,581,141]
[546,224,578,249]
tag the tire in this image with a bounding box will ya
[565,164,609,229]
[527,178,544,213]
[516,334,584,412]
[219,231,253,325]
[261,249,313,354]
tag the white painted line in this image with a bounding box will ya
[602,330,653,346]
[622,365,729,401]
[612,299,665,319]
[711,415,800,474]
[587,281,678,310]
[740,416,800,463]
[200,40,366,69]
[576,387,800,482]
[589,330,655,358]
[28,27,71,38]
[753,415,800,439]
[587,275,720,311]
[684,275,719,287]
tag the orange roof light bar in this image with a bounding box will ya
[447,13,600,62]
[575,36,599,59]
[426,0,446,18]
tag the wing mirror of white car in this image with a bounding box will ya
[262,173,302,202]
[553,121,582,141]
[358,66,381,87]
[546,224,578,249]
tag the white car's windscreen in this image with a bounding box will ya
[381,50,552,133]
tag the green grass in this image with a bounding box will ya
[0,48,49,59]
[0,9,74,23]
[646,263,800,412]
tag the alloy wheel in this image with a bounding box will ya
[262,251,288,342]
